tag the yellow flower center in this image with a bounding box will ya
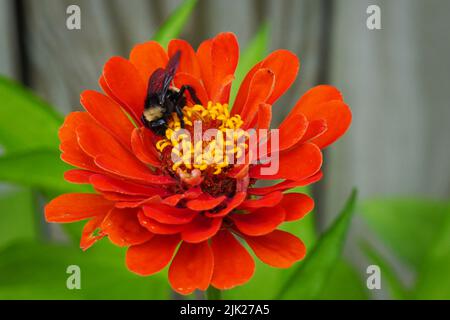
[156,102,248,176]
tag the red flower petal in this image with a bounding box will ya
[238,191,283,210]
[80,214,107,251]
[307,100,351,149]
[263,50,300,104]
[258,112,309,158]
[76,123,173,184]
[276,112,308,151]
[181,215,222,243]
[232,205,285,236]
[289,85,350,148]
[257,103,272,130]
[129,40,168,84]
[211,33,239,80]
[101,192,147,202]
[299,119,328,143]
[196,39,213,99]
[126,235,180,276]
[115,195,162,209]
[59,112,99,171]
[204,192,247,218]
[210,230,255,290]
[102,56,146,122]
[101,207,153,247]
[240,68,275,128]
[245,230,306,268]
[186,195,226,211]
[45,193,114,223]
[248,172,323,195]
[80,90,134,150]
[249,143,322,181]
[131,128,161,167]
[168,241,213,294]
[168,39,201,78]
[99,75,119,105]
[196,32,238,103]
[64,169,94,184]
[89,174,166,197]
[232,63,261,115]
[290,85,343,114]
[162,188,203,206]
[280,193,314,222]
[162,194,185,207]
[94,154,173,184]
[143,204,197,225]
[138,211,186,235]
[209,32,239,102]
[211,74,235,104]
[233,50,299,114]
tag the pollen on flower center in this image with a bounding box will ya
[156,102,248,178]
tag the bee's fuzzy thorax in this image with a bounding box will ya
[143,106,164,122]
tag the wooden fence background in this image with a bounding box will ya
[1,0,449,297]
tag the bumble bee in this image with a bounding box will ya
[141,50,201,136]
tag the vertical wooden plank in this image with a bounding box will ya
[0,0,20,79]
[24,0,160,114]
[23,0,326,123]
[326,0,450,221]
[195,0,255,43]
[264,0,325,126]
[322,0,450,296]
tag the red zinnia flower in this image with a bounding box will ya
[45,32,351,295]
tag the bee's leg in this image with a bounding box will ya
[175,104,185,128]
[178,85,202,105]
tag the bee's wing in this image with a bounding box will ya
[145,51,181,108]
[161,50,181,94]
[146,68,166,106]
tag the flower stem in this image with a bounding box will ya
[205,286,222,300]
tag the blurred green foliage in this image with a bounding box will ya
[361,199,450,300]
[0,241,170,299]
[361,199,449,269]
[0,77,61,153]
[0,0,448,300]
[0,189,36,248]
[153,0,197,48]
[277,190,358,299]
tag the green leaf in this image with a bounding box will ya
[0,76,61,153]
[230,23,269,105]
[361,242,409,299]
[153,0,198,48]
[276,189,357,299]
[414,204,450,299]
[316,259,369,300]
[361,198,448,269]
[0,240,171,299]
[0,149,90,194]
[0,189,37,249]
